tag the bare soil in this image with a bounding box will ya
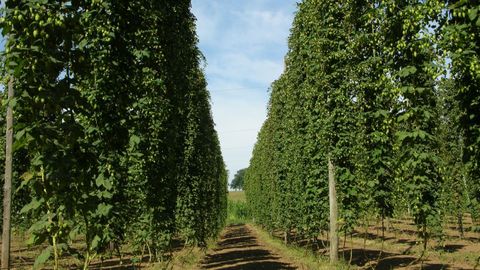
[200,224,297,270]
[271,215,480,269]
[343,216,480,269]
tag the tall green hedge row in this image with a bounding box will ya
[1,0,227,268]
[245,0,480,247]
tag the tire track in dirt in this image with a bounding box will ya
[201,224,297,270]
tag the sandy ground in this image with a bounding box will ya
[200,224,297,270]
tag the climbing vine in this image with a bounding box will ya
[1,0,227,268]
[245,0,478,253]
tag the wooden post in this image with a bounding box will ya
[284,230,289,245]
[328,157,338,263]
[2,78,14,270]
[457,211,464,239]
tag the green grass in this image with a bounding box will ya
[227,191,249,224]
[250,225,352,270]
[226,191,350,268]
[228,191,246,202]
[226,198,250,224]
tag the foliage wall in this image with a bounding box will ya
[0,0,227,268]
[245,0,480,245]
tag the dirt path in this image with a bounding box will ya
[200,224,297,270]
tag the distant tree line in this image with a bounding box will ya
[230,168,246,190]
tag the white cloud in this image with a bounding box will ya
[211,90,268,179]
[227,10,293,48]
[193,2,222,43]
[194,4,294,55]
[208,53,284,86]
[192,0,296,183]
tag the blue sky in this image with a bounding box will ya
[0,1,298,184]
[191,0,297,183]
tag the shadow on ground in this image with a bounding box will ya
[201,224,296,270]
[266,228,456,270]
[339,248,452,270]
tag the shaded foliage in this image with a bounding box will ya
[245,0,478,249]
[0,0,227,268]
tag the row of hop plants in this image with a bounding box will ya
[245,0,480,251]
[0,0,227,269]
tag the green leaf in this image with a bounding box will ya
[398,113,410,122]
[398,66,417,77]
[91,235,101,250]
[95,173,105,187]
[15,128,26,140]
[468,8,478,21]
[20,171,34,182]
[29,217,49,233]
[396,131,409,141]
[97,203,112,217]
[20,198,44,214]
[78,38,88,49]
[95,173,113,190]
[31,155,43,166]
[130,134,141,146]
[26,235,37,246]
[34,247,51,269]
